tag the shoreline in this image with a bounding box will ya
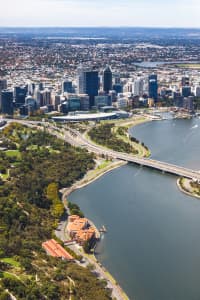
[60,159,127,200]
[84,116,152,159]
[59,160,129,300]
[177,178,200,199]
[61,116,153,203]
[59,117,153,300]
[58,116,200,300]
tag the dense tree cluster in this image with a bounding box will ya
[68,201,84,218]
[0,123,111,299]
[130,136,149,151]
[88,123,138,154]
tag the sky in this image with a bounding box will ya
[1,0,200,28]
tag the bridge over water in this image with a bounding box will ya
[6,119,200,181]
[67,127,200,181]
[112,153,200,180]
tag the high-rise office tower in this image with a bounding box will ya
[0,79,7,90]
[182,76,190,87]
[134,78,144,96]
[0,79,7,110]
[38,82,44,91]
[35,89,43,108]
[42,89,52,106]
[103,66,112,94]
[28,82,36,96]
[52,94,61,111]
[1,90,13,115]
[113,84,123,94]
[148,74,158,101]
[62,80,74,94]
[25,96,37,110]
[14,86,27,107]
[77,65,99,107]
[113,73,121,84]
[195,86,200,97]
[182,86,191,97]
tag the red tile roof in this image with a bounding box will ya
[42,239,73,260]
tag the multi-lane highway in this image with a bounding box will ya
[65,126,200,181]
[5,119,200,181]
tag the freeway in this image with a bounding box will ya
[5,118,200,180]
[65,126,200,181]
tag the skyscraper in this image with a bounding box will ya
[0,79,7,90]
[0,79,7,110]
[14,86,27,107]
[42,89,52,106]
[181,76,190,87]
[62,80,74,94]
[103,66,112,94]
[1,90,13,115]
[38,82,44,91]
[134,78,144,96]
[27,82,36,96]
[113,84,123,94]
[148,74,158,101]
[195,86,200,97]
[77,65,99,108]
[182,86,191,97]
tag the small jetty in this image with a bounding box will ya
[99,225,107,233]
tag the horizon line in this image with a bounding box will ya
[1,25,200,30]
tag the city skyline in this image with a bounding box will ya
[1,0,200,28]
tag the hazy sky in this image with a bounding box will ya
[1,0,200,27]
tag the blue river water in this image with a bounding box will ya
[69,118,200,300]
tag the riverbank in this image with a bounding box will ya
[58,116,152,300]
[104,115,152,157]
[61,116,152,202]
[85,115,151,158]
[177,178,200,199]
[116,117,151,157]
[67,116,200,300]
[58,158,129,300]
[60,159,127,200]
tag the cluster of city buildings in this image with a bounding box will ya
[0,64,198,118]
[1,33,200,118]
[66,215,97,246]
[0,65,114,116]
[0,64,132,116]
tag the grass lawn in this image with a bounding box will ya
[27,145,38,150]
[1,257,21,268]
[27,145,60,153]
[5,150,21,159]
[97,160,111,170]
[1,171,9,180]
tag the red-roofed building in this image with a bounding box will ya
[42,239,74,261]
[67,215,96,245]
